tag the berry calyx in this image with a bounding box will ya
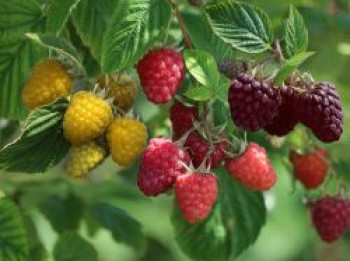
[290,148,329,189]
[22,59,72,109]
[224,142,277,191]
[175,173,217,223]
[309,196,350,243]
[170,101,197,140]
[228,73,281,132]
[137,138,189,196]
[106,117,147,167]
[217,58,247,80]
[63,91,113,145]
[137,47,185,104]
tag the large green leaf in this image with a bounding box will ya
[172,167,266,261]
[0,120,19,149]
[0,0,47,119]
[281,6,309,59]
[39,193,84,233]
[46,0,81,35]
[72,0,119,61]
[101,0,172,72]
[0,99,70,173]
[0,198,28,261]
[89,202,145,249]
[23,214,47,261]
[204,1,273,54]
[53,232,98,261]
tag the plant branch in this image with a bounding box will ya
[172,2,193,48]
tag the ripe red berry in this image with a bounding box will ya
[264,85,299,136]
[170,101,197,140]
[309,196,350,243]
[295,82,343,142]
[137,138,189,196]
[224,142,277,191]
[290,148,329,189]
[137,47,185,104]
[175,173,217,223]
[185,132,227,169]
[228,73,281,132]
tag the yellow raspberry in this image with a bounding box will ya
[22,59,72,109]
[63,91,113,145]
[107,117,147,166]
[67,141,106,178]
[99,73,137,112]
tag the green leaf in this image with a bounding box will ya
[89,202,144,249]
[53,232,98,261]
[182,11,236,60]
[72,0,119,61]
[26,33,81,65]
[281,6,309,59]
[101,0,172,72]
[0,120,19,149]
[184,49,220,87]
[0,198,28,261]
[0,0,47,119]
[184,86,213,101]
[47,0,81,35]
[204,1,273,54]
[0,99,70,173]
[274,51,315,85]
[39,193,84,233]
[172,167,266,260]
[23,214,47,261]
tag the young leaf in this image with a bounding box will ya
[46,0,81,35]
[172,167,266,261]
[0,198,28,261]
[101,0,172,72]
[184,50,220,87]
[274,51,315,85]
[0,99,70,173]
[282,6,309,59]
[204,1,273,54]
[0,0,47,119]
[89,202,145,249]
[72,0,119,61]
[53,232,98,261]
[39,193,84,233]
[184,86,213,101]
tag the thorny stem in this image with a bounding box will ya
[273,39,285,62]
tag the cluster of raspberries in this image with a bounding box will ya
[228,73,344,142]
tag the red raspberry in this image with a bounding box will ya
[295,82,343,142]
[228,73,281,132]
[289,148,329,189]
[224,143,277,191]
[137,138,189,196]
[185,132,227,169]
[264,85,299,136]
[309,196,350,243]
[170,101,197,140]
[175,173,217,223]
[137,47,185,104]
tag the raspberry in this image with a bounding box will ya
[185,132,227,169]
[22,60,72,109]
[264,85,299,136]
[67,141,106,178]
[137,138,189,196]
[224,142,277,191]
[295,82,343,142]
[99,73,137,112]
[175,173,217,223]
[290,148,329,189]
[217,58,247,79]
[137,47,185,104]
[228,73,281,132]
[106,117,147,167]
[170,101,197,140]
[309,196,350,243]
[63,91,113,145]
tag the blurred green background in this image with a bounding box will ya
[1,0,350,260]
